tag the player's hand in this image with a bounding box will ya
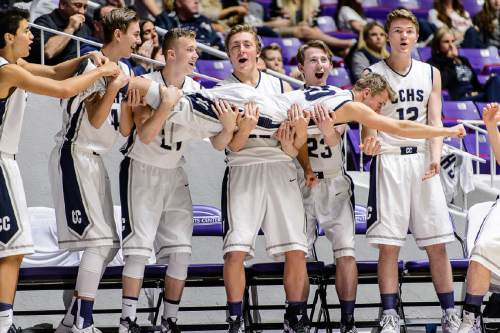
[311,103,335,137]
[99,61,120,77]
[448,124,466,138]
[288,103,309,133]
[422,162,440,180]
[125,88,144,107]
[137,39,155,58]
[304,169,318,188]
[238,101,259,132]
[68,14,85,31]
[482,103,500,128]
[212,99,238,133]
[359,136,381,156]
[109,69,129,88]
[274,121,297,156]
[87,51,108,67]
[160,85,183,108]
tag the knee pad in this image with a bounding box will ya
[123,255,149,279]
[76,247,114,298]
[166,252,190,281]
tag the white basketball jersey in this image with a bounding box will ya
[368,59,433,151]
[0,57,27,155]
[440,144,474,203]
[219,71,288,166]
[56,60,131,154]
[124,72,202,169]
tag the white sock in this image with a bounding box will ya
[0,309,13,332]
[62,296,76,326]
[163,298,180,319]
[121,297,138,321]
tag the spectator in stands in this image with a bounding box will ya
[428,27,500,102]
[428,0,482,47]
[29,0,95,65]
[335,0,366,34]
[261,43,285,73]
[79,5,115,52]
[267,0,355,56]
[348,21,389,81]
[130,0,162,20]
[29,0,58,22]
[155,0,224,58]
[131,19,164,74]
[473,0,500,48]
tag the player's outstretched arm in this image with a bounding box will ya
[134,85,182,144]
[16,51,108,80]
[337,102,465,139]
[483,103,500,165]
[227,101,259,152]
[210,99,238,151]
[296,143,318,188]
[1,61,119,99]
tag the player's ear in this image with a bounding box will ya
[298,63,304,74]
[166,49,175,60]
[4,32,15,45]
[113,28,122,42]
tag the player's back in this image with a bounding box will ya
[123,72,202,169]
[219,71,288,166]
[0,57,28,155]
[368,59,433,152]
[56,60,131,154]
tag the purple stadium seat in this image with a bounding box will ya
[463,133,500,173]
[478,74,490,85]
[405,259,469,276]
[346,128,371,171]
[418,47,431,62]
[459,47,500,73]
[475,102,488,116]
[279,37,302,64]
[329,31,358,39]
[442,101,480,123]
[195,60,232,88]
[319,0,337,17]
[443,137,462,149]
[442,90,450,101]
[326,67,352,88]
[260,36,281,47]
[326,260,405,275]
[378,0,420,9]
[462,0,485,16]
[316,16,337,33]
[482,64,500,75]
[192,205,223,236]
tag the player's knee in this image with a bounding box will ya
[425,243,447,257]
[224,251,246,265]
[123,255,149,279]
[285,250,306,263]
[336,255,355,266]
[378,244,400,257]
[166,252,190,281]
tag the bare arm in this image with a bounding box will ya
[43,14,85,60]
[0,62,118,99]
[227,102,259,152]
[209,99,238,151]
[337,102,465,139]
[483,103,500,165]
[426,67,444,173]
[141,0,162,17]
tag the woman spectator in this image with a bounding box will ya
[132,19,164,75]
[348,21,389,81]
[267,0,355,56]
[428,0,482,47]
[335,0,366,34]
[473,0,500,48]
[428,27,500,102]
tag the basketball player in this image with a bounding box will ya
[362,8,461,333]
[218,24,311,333]
[49,8,153,333]
[0,8,120,333]
[118,28,238,333]
[457,102,500,333]
[294,40,394,333]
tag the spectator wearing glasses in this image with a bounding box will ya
[29,0,95,65]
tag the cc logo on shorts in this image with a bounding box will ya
[0,214,20,246]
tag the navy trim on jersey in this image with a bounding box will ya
[430,64,434,85]
[221,167,230,238]
[383,58,413,78]
[279,78,284,93]
[119,157,133,241]
[120,126,136,156]
[231,70,262,88]
[64,96,84,142]
[0,163,20,246]
[366,155,378,229]
[333,99,352,112]
[59,145,92,238]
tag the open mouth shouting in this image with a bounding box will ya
[315,71,325,79]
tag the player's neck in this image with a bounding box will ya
[351,89,362,102]
[100,44,123,63]
[161,65,186,89]
[233,68,260,87]
[386,53,412,74]
[0,48,18,64]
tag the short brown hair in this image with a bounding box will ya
[261,43,282,59]
[354,72,396,101]
[162,27,196,52]
[102,8,139,44]
[296,40,333,66]
[384,8,419,34]
[225,24,261,54]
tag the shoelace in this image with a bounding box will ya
[380,315,398,331]
[227,318,243,333]
[445,313,462,329]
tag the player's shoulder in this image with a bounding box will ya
[141,70,162,83]
[258,71,284,93]
[183,75,202,92]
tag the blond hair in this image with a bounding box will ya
[102,8,139,44]
[354,72,396,101]
[296,40,333,65]
[261,43,282,59]
[385,8,419,33]
[225,24,261,53]
[162,27,196,52]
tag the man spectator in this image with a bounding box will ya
[29,0,95,65]
[155,0,224,58]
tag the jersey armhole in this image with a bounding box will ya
[430,64,434,85]
[279,78,284,93]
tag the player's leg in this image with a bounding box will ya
[0,255,23,333]
[222,165,265,332]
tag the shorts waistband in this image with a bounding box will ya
[314,169,342,179]
[249,135,272,139]
[383,146,423,155]
[0,152,16,160]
